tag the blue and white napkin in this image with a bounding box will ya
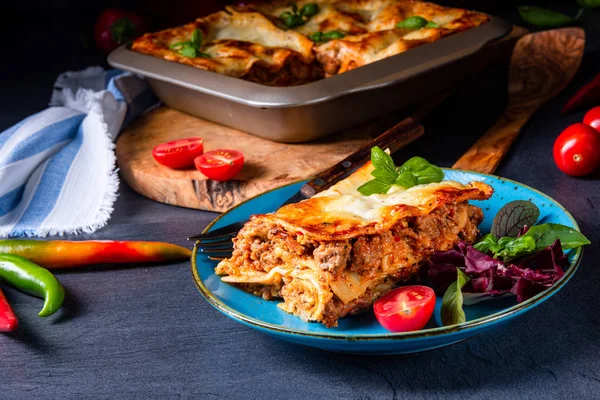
[0,67,158,238]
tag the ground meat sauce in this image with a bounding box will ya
[219,201,484,327]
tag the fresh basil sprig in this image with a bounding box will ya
[475,223,590,261]
[441,268,469,326]
[309,30,345,43]
[357,147,444,196]
[491,200,540,238]
[396,16,439,30]
[517,6,579,28]
[280,3,319,28]
[170,29,211,58]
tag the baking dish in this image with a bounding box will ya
[108,16,512,143]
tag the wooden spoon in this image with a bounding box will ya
[453,27,585,174]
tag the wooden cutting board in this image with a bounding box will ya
[116,27,526,213]
[115,108,422,212]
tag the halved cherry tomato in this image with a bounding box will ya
[152,137,204,169]
[553,123,600,177]
[373,285,435,333]
[583,106,600,132]
[194,149,244,181]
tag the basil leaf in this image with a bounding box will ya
[169,41,186,51]
[426,21,440,28]
[577,0,600,8]
[401,156,430,171]
[191,29,202,48]
[518,6,574,28]
[496,236,536,261]
[522,223,591,251]
[308,32,323,41]
[396,16,429,30]
[179,44,197,58]
[395,170,417,188]
[473,233,498,254]
[322,30,345,40]
[371,146,398,182]
[441,268,470,326]
[372,168,398,184]
[491,200,540,238]
[413,164,444,185]
[357,179,392,196]
[300,3,319,17]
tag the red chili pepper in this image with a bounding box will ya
[0,240,192,270]
[562,73,600,115]
[0,287,18,332]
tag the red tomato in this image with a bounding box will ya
[373,286,436,333]
[152,137,204,169]
[553,123,600,177]
[94,8,148,54]
[583,106,600,132]
[194,150,245,181]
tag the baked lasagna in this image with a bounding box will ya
[132,0,489,86]
[215,159,493,327]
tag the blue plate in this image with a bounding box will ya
[191,170,583,355]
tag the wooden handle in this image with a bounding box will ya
[452,107,534,174]
[300,117,424,197]
[453,27,585,174]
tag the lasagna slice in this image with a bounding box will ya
[215,160,493,327]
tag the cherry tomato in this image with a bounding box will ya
[152,137,204,169]
[194,149,245,181]
[553,123,600,177]
[373,285,436,333]
[94,8,148,54]
[583,106,600,132]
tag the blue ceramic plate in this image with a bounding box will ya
[191,170,583,355]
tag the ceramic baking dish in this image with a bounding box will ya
[108,16,512,143]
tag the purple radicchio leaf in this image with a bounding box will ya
[459,242,498,275]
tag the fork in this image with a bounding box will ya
[191,116,425,260]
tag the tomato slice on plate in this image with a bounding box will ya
[373,285,436,333]
[194,149,245,181]
[152,137,204,169]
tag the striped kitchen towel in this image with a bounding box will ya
[0,66,158,238]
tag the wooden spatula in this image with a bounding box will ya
[453,28,585,174]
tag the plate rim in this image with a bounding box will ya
[191,169,584,341]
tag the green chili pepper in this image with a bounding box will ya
[396,16,429,30]
[0,254,65,317]
[517,6,575,28]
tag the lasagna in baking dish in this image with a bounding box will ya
[132,0,489,86]
[215,157,493,327]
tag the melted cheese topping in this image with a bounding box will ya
[132,0,489,85]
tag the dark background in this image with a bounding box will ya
[0,2,599,399]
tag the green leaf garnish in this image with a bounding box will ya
[577,0,600,9]
[396,16,430,30]
[491,200,540,238]
[170,29,211,58]
[426,21,440,28]
[474,223,590,261]
[357,148,444,196]
[441,268,469,326]
[280,3,320,28]
[522,223,591,251]
[310,30,345,43]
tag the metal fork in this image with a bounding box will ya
[191,116,425,260]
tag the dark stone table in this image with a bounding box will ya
[0,6,598,399]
